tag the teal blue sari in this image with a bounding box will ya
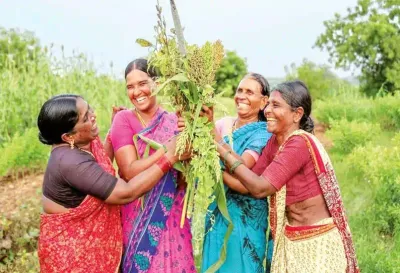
[202,121,273,273]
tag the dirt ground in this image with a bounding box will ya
[0,173,43,218]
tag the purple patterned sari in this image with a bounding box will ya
[121,109,196,273]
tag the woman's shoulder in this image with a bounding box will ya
[113,109,134,122]
[216,116,235,135]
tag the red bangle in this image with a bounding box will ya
[156,155,173,174]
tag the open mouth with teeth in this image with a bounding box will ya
[267,118,277,122]
[136,97,148,103]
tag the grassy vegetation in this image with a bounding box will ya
[0,47,399,272]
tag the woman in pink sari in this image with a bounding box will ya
[110,58,196,273]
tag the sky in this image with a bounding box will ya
[1,0,359,79]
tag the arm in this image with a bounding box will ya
[105,150,178,204]
[114,145,165,181]
[64,137,190,205]
[222,151,256,194]
[218,143,276,198]
[110,110,165,180]
[103,131,114,161]
[218,136,309,199]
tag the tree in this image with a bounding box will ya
[315,0,400,96]
[0,27,44,72]
[285,59,349,100]
[214,51,248,97]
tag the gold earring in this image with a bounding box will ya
[69,139,75,149]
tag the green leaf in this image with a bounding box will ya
[136,38,154,48]
[152,73,190,96]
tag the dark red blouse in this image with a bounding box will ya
[252,135,322,205]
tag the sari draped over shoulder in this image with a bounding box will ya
[269,130,359,273]
[202,121,273,273]
[38,137,122,273]
[121,109,196,273]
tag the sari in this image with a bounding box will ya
[38,137,122,273]
[202,119,273,273]
[269,130,359,273]
[120,109,195,273]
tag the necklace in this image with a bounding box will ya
[134,107,159,128]
[135,109,147,127]
[232,118,239,132]
[78,148,95,158]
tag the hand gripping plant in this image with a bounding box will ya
[136,1,233,271]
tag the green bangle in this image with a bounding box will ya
[229,160,243,174]
[162,144,168,153]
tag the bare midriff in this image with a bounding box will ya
[285,194,331,226]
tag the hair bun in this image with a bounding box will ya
[301,116,314,133]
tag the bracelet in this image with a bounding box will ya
[222,150,231,165]
[217,138,226,145]
[229,160,243,174]
[156,155,173,174]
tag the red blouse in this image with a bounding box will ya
[252,135,322,205]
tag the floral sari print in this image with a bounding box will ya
[38,137,122,273]
[121,109,196,273]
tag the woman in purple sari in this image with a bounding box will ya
[110,59,196,273]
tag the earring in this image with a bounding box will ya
[69,139,75,149]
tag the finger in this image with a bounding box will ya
[202,105,210,112]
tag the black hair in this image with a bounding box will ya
[124,58,159,79]
[37,94,82,145]
[272,80,314,133]
[243,73,271,121]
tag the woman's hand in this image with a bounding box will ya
[111,106,127,123]
[200,105,214,123]
[177,116,186,132]
[164,136,192,164]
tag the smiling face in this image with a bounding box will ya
[65,97,99,146]
[234,77,267,120]
[264,90,303,136]
[125,69,157,113]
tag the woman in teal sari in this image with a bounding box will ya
[202,73,273,273]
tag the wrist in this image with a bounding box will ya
[165,151,178,165]
[156,154,173,174]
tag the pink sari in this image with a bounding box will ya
[112,108,195,273]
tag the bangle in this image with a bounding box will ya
[217,138,226,145]
[229,160,243,174]
[156,155,173,174]
[222,150,231,165]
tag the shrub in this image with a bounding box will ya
[0,128,49,177]
[326,119,380,154]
